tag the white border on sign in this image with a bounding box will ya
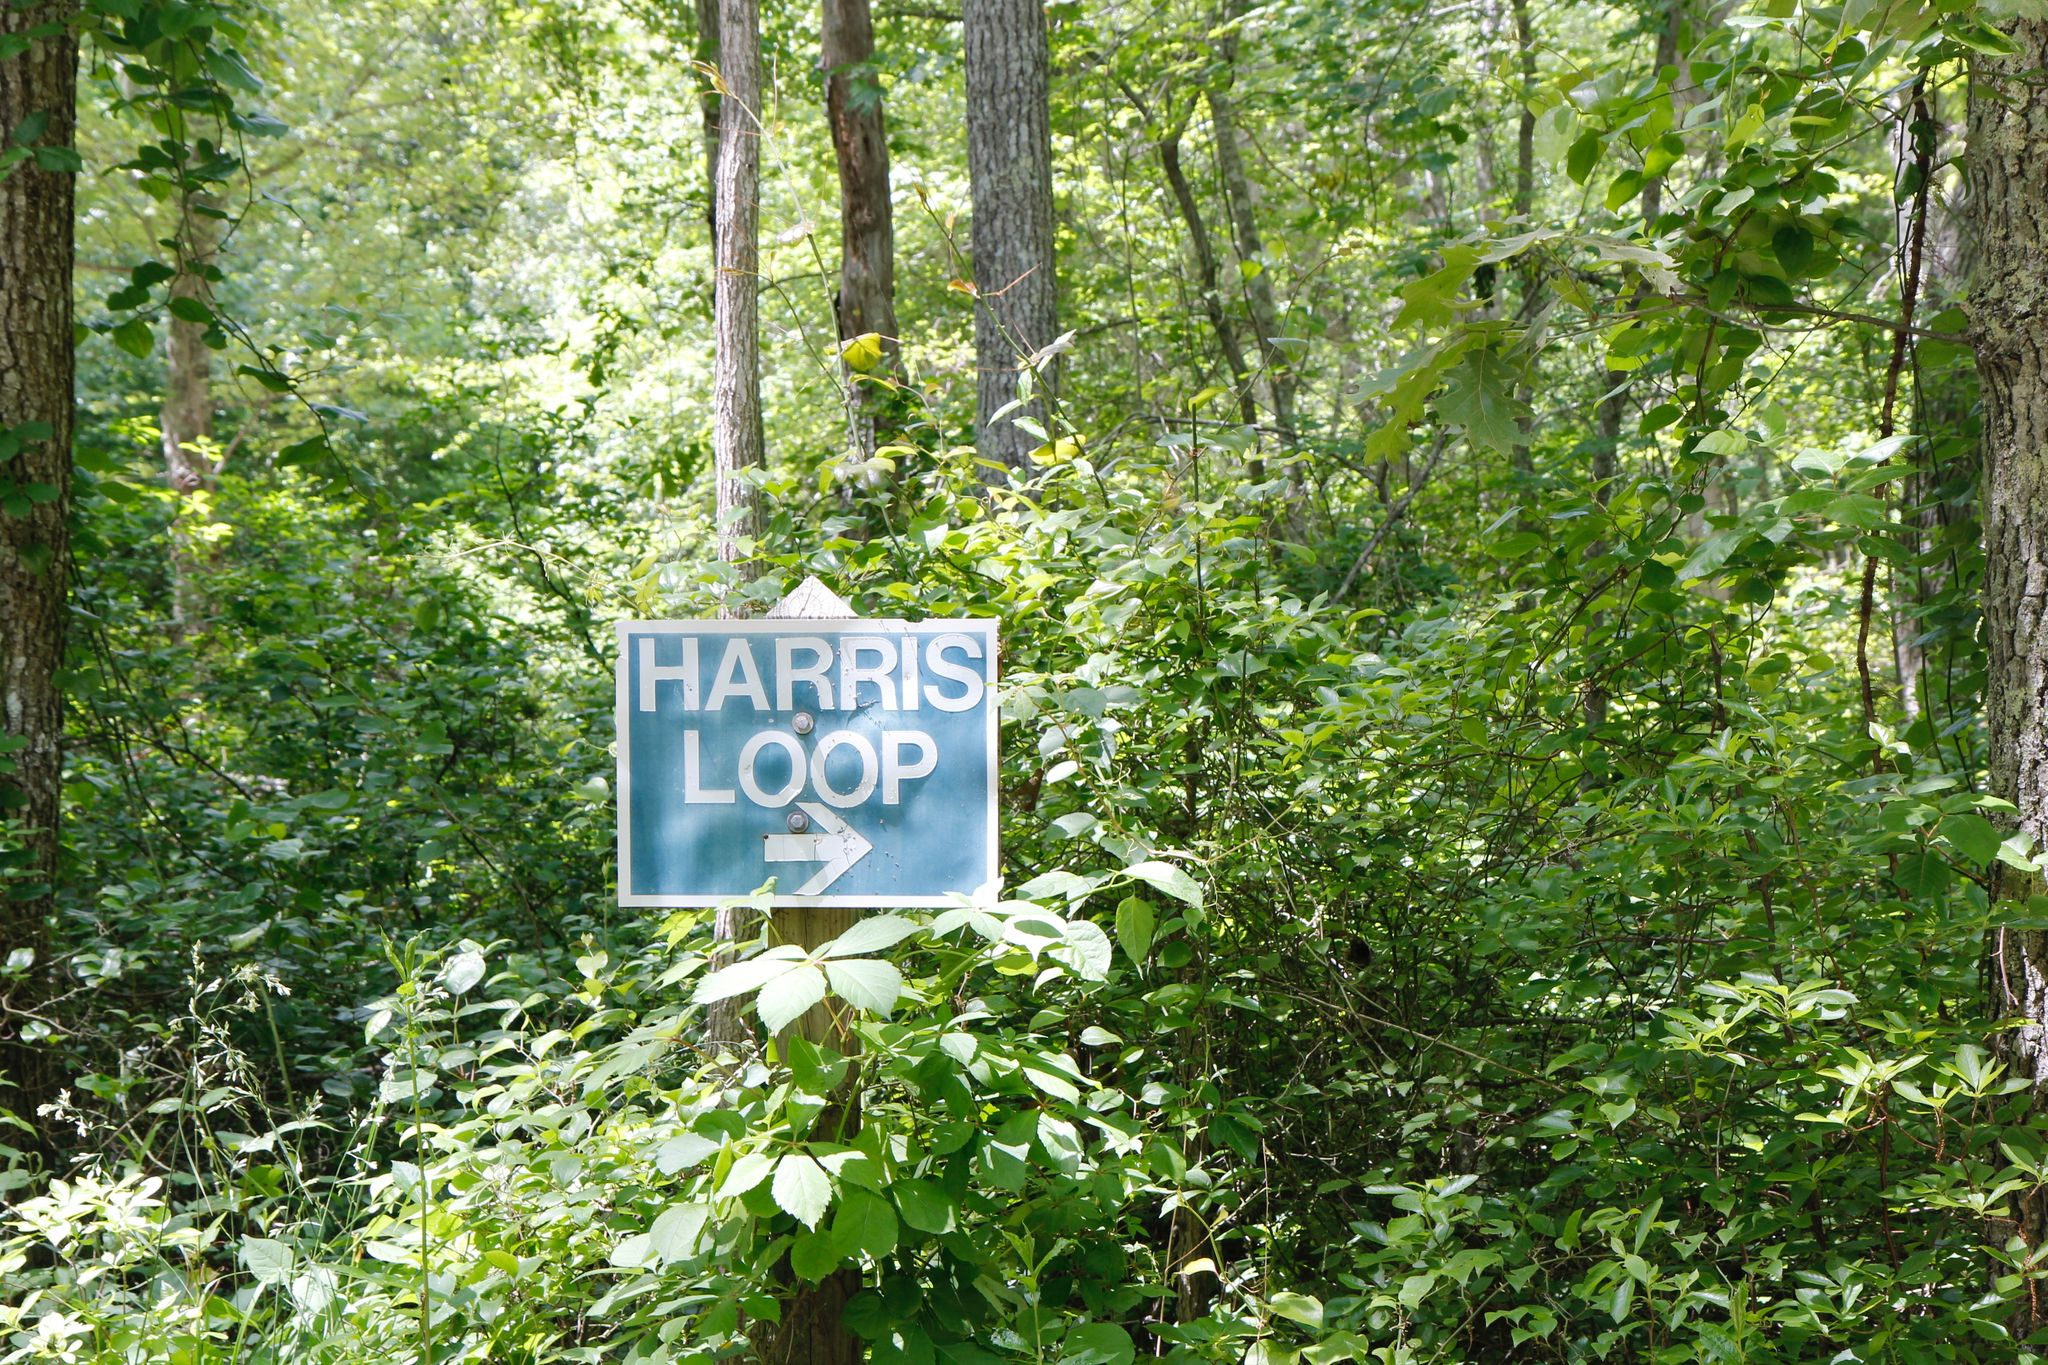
[614,618,1001,909]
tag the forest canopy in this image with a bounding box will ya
[4,0,2048,1361]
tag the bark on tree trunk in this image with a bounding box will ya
[163,198,219,635]
[964,0,1058,469]
[696,0,722,237]
[0,2,77,1149]
[823,0,897,459]
[1892,87,1967,726]
[1158,113,1256,430]
[1971,15,2048,1322]
[706,0,768,1047]
[1585,0,1682,744]
[1204,0,1294,451]
[711,0,764,590]
[1506,0,1539,484]
[1205,81,1294,444]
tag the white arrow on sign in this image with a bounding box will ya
[763,802,874,896]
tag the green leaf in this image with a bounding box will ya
[1125,859,1203,908]
[648,1201,711,1264]
[1269,1291,1325,1328]
[237,363,293,394]
[823,914,918,957]
[1771,223,1815,275]
[167,296,213,325]
[205,47,265,93]
[831,1188,899,1259]
[875,1328,937,1365]
[1394,246,1479,330]
[892,1177,956,1233]
[31,144,81,174]
[758,964,827,1033]
[240,1236,294,1287]
[1114,896,1155,964]
[1050,920,1112,981]
[718,1151,775,1198]
[1566,130,1602,184]
[1021,1056,1085,1104]
[1895,852,1953,900]
[275,437,331,469]
[1946,813,2003,868]
[112,318,154,358]
[439,950,486,996]
[694,948,805,1003]
[824,957,902,1015]
[772,1153,833,1229]
[1948,21,2021,56]
[607,1232,651,1268]
[656,1132,721,1174]
[790,1227,843,1281]
[1436,350,1526,455]
[1059,1323,1135,1365]
[1679,530,1745,582]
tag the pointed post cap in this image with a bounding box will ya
[765,575,858,620]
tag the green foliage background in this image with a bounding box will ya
[2,0,2037,1361]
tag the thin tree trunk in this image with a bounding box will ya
[1586,0,1682,744]
[964,0,1058,469]
[696,0,721,236]
[823,0,897,458]
[1889,87,1949,724]
[711,0,764,590]
[1971,14,2048,1327]
[1158,112,1256,430]
[706,0,767,1047]
[163,198,219,635]
[0,1,77,1150]
[1506,0,1539,485]
[1203,0,1293,447]
[1205,79,1295,444]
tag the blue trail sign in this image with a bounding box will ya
[616,615,999,907]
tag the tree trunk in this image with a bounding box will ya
[711,0,764,589]
[163,198,219,635]
[964,0,1057,469]
[1971,14,2048,1320]
[823,0,897,459]
[705,0,768,1047]
[1891,86,1962,727]
[1158,113,1256,430]
[1205,81,1294,445]
[706,0,767,1046]
[696,0,722,237]
[1506,0,1539,486]
[0,1,77,1149]
[1586,1,1681,744]
[1205,0,1294,449]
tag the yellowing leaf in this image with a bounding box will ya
[839,332,886,373]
